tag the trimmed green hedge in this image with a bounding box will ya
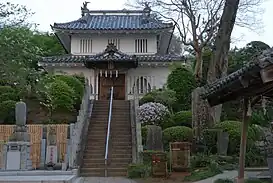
[163,126,193,149]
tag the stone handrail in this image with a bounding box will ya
[69,79,92,169]
[130,86,143,163]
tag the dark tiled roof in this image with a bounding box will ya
[202,62,259,98]
[202,48,273,100]
[52,14,173,30]
[39,43,184,65]
[39,54,184,64]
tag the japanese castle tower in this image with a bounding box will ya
[39,2,184,100]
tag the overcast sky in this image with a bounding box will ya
[5,0,273,48]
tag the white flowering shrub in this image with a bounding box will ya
[137,102,169,125]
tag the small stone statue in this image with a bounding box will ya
[48,126,57,146]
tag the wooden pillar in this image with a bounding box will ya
[237,97,251,183]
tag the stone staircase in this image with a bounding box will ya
[81,100,132,177]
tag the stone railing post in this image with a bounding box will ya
[133,87,143,163]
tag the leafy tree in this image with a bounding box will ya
[0,100,16,124]
[0,27,41,97]
[55,75,84,107]
[0,27,65,99]
[167,67,196,110]
[229,41,270,73]
[0,2,34,26]
[38,79,75,120]
[31,32,65,57]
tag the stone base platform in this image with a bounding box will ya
[0,170,78,183]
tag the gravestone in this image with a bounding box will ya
[217,131,229,156]
[45,126,58,169]
[2,100,32,170]
[146,125,163,151]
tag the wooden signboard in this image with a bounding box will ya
[151,152,167,177]
[170,142,191,172]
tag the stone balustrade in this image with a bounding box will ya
[69,79,92,169]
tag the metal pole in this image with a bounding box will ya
[237,97,250,183]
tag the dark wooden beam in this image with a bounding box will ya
[238,97,250,182]
[207,80,273,106]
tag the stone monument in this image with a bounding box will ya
[217,131,229,156]
[45,126,58,169]
[146,125,163,151]
[2,100,32,170]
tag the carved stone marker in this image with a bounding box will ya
[2,101,32,170]
[217,131,229,156]
[146,125,163,151]
[45,126,58,168]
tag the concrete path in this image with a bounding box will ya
[83,177,137,183]
[193,170,267,183]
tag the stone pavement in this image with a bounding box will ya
[83,177,137,183]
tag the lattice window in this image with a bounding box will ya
[79,38,92,53]
[135,39,148,53]
[108,38,120,49]
[135,76,151,94]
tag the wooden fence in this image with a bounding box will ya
[0,124,68,169]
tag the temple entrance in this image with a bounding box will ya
[99,74,126,100]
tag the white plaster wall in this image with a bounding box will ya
[126,67,170,93]
[52,66,170,99]
[70,33,157,55]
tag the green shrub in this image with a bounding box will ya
[214,121,261,155]
[245,146,266,167]
[0,86,15,95]
[127,163,151,178]
[171,111,192,128]
[139,94,155,105]
[0,92,19,102]
[203,129,220,154]
[0,100,17,124]
[190,153,212,169]
[139,89,177,111]
[48,80,75,111]
[160,111,192,129]
[167,67,196,110]
[163,126,193,148]
[72,74,85,85]
[250,110,271,127]
[55,75,84,105]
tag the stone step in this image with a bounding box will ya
[82,158,105,163]
[108,149,133,154]
[81,167,128,177]
[111,141,132,145]
[83,153,131,159]
[109,153,132,159]
[108,158,132,164]
[92,117,129,120]
[89,122,130,126]
[81,168,105,177]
